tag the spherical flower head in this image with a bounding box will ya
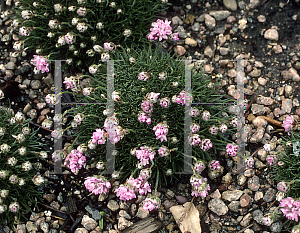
[0,190,9,199]
[9,202,20,213]
[209,125,219,135]
[77,22,88,32]
[160,97,170,108]
[138,111,151,124]
[158,146,170,157]
[48,19,60,29]
[231,118,238,127]
[96,161,105,170]
[47,32,55,38]
[115,184,136,201]
[54,3,63,13]
[266,154,278,166]
[68,6,76,11]
[145,92,161,103]
[188,134,201,146]
[91,128,107,144]
[19,26,31,36]
[244,156,254,168]
[89,64,100,74]
[209,160,221,171]
[21,10,33,19]
[136,146,155,166]
[9,174,19,184]
[101,52,110,62]
[13,41,24,51]
[77,7,87,16]
[138,72,151,81]
[200,139,213,151]
[18,178,25,186]
[52,150,63,163]
[277,181,290,193]
[65,32,76,44]
[7,157,17,166]
[0,143,11,153]
[84,176,111,195]
[219,123,228,134]
[141,100,153,114]
[171,137,178,144]
[283,115,295,133]
[264,143,272,152]
[32,174,45,186]
[31,55,50,74]
[15,111,25,123]
[202,110,210,121]
[139,168,152,180]
[276,191,286,202]
[45,94,55,105]
[96,22,104,30]
[279,197,300,222]
[112,91,122,102]
[123,29,132,37]
[0,127,5,136]
[263,213,274,226]
[8,117,16,125]
[143,196,161,211]
[166,169,173,176]
[51,129,62,139]
[0,170,9,179]
[21,161,32,171]
[190,174,210,198]
[38,151,48,159]
[74,113,85,124]
[13,133,25,143]
[190,107,200,117]
[77,0,86,4]
[87,49,95,57]
[64,149,86,173]
[148,19,173,41]
[129,57,136,64]
[226,143,238,157]
[191,123,200,133]
[153,122,168,142]
[194,160,206,173]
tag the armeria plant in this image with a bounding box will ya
[11,0,170,69]
[0,104,47,226]
[44,42,238,211]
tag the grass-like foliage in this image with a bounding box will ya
[61,45,236,187]
[0,105,46,225]
[12,0,169,68]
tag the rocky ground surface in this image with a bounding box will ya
[1,0,300,232]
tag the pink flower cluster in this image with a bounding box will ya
[173,90,192,106]
[283,115,294,134]
[190,174,210,198]
[91,129,107,144]
[115,169,152,201]
[138,111,151,124]
[138,72,151,81]
[141,100,153,114]
[200,139,213,151]
[135,146,155,166]
[84,176,111,195]
[226,143,238,157]
[143,196,161,211]
[138,92,160,124]
[153,122,168,142]
[208,160,221,170]
[277,181,289,193]
[158,146,170,157]
[188,134,201,146]
[244,156,254,168]
[148,19,179,42]
[279,197,300,222]
[194,160,206,173]
[266,154,278,166]
[191,123,200,133]
[64,149,86,173]
[31,55,49,74]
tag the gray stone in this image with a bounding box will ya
[237,174,247,186]
[252,116,267,128]
[191,22,200,31]
[43,73,54,87]
[281,98,293,114]
[249,69,261,78]
[118,217,133,230]
[40,222,49,233]
[221,190,243,201]
[74,229,88,233]
[175,26,187,39]
[185,38,197,47]
[270,222,282,233]
[248,176,260,191]
[119,210,131,220]
[26,221,38,232]
[204,46,215,58]
[255,160,266,170]
[220,47,229,55]
[208,199,228,216]
[252,209,264,225]
[5,61,16,70]
[256,96,274,106]
[85,205,102,221]
[254,191,264,202]
[223,0,237,11]
[249,0,260,9]
[240,213,252,227]
[1,34,11,42]
[250,127,265,143]
[209,11,231,21]
[31,80,41,89]
[136,206,149,219]
[107,200,120,212]
[228,201,239,213]
[204,14,216,30]
[16,224,26,233]
[263,188,276,202]
[240,194,252,208]
[196,14,205,22]
[172,16,183,25]
[289,68,300,82]
[81,215,97,231]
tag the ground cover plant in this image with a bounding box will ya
[46,44,239,211]
[0,102,47,226]
[11,0,170,69]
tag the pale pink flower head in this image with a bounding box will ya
[279,197,300,222]
[209,125,218,135]
[91,128,107,144]
[219,123,228,134]
[190,123,200,133]
[158,146,170,157]
[138,111,151,124]
[143,196,161,211]
[148,19,173,41]
[145,92,160,103]
[244,156,254,168]
[208,160,221,171]
[64,149,86,173]
[283,115,295,134]
[226,143,238,157]
[31,55,50,74]
[63,76,78,90]
[160,97,170,108]
[200,139,213,151]
[135,146,155,166]
[194,160,206,173]
[139,168,152,180]
[138,72,151,81]
[84,176,111,195]
[141,100,153,114]
[188,134,201,146]
[190,174,210,198]
[9,202,20,213]
[263,213,274,226]
[277,181,290,193]
[190,107,200,117]
[202,110,210,121]
[115,184,136,201]
[171,33,179,41]
[153,122,168,142]
[266,154,278,166]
